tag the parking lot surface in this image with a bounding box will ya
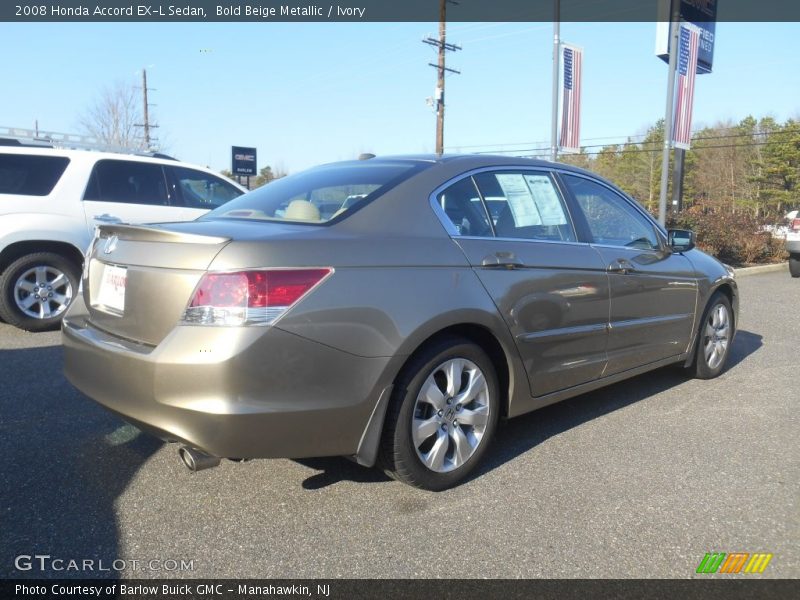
[0,271,797,578]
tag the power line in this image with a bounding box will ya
[510,139,795,159]
[469,128,800,156]
[449,124,800,152]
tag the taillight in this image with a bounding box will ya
[181,268,332,326]
[792,218,800,231]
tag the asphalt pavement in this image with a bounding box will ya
[0,271,797,579]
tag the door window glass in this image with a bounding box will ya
[473,171,576,242]
[171,167,243,209]
[84,160,168,205]
[562,175,659,250]
[435,176,492,237]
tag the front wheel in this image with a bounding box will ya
[789,254,800,278]
[692,292,734,379]
[380,337,500,491]
[0,252,80,332]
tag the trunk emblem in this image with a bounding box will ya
[103,235,119,254]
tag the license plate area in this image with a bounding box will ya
[94,264,127,315]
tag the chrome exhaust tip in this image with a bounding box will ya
[178,446,221,472]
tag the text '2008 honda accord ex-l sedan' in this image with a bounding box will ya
[63,155,738,490]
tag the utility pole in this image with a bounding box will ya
[550,0,560,162]
[657,1,681,226]
[424,0,460,155]
[135,68,159,151]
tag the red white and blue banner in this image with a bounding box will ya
[559,43,582,153]
[672,22,700,150]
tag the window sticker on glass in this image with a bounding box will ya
[495,174,542,227]
[524,175,568,226]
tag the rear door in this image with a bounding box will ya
[434,169,610,397]
[82,159,189,229]
[560,173,698,375]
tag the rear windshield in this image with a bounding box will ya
[0,154,70,196]
[200,161,427,224]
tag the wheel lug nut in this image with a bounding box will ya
[456,404,462,411]
[441,424,447,431]
[446,398,452,405]
[437,410,443,417]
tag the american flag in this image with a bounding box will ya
[672,23,700,150]
[559,44,582,153]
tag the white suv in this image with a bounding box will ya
[786,210,800,278]
[0,143,246,331]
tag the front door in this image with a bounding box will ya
[560,174,698,375]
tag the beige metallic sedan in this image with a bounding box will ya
[63,155,738,490]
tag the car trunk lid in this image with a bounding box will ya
[84,223,232,346]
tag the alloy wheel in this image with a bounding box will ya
[411,358,491,473]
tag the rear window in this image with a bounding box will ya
[201,161,427,224]
[0,154,70,196]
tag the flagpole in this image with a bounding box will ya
[658,1,681,226]
[550,0,560,162]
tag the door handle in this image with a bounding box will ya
[93,214,122,223]
[481,252,524,269]
[607,259,636,274]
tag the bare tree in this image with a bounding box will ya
[78,81,146,150]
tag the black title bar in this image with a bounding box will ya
[3,0,800,22]
[3,579,800,600]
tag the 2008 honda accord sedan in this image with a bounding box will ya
[63,155,738,490]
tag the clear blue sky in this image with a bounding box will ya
[1,21,797,173]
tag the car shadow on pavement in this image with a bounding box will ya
[0,344,160,579]
[295,329,763,491]
[294,457,392,490]
[726,329,763,370]
[472,328,764,483]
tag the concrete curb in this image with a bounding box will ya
[733,262,788,277]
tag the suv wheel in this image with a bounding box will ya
[380,336,500,491]
[790,254,800,278]
[0,252,80,332]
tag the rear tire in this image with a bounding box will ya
[379,336,500,491]
[789,254,800,278]
[0,252,80,332]
[691,292,734,379]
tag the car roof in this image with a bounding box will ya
[0,144,177,165]
[322,152,589,171]
[0,144,246,189]
[314,153,609,184]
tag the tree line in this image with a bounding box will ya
[560,116,800,218]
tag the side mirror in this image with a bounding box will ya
[668,229,696,252]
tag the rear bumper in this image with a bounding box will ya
[785,238,800,254]
[62,302,393,459]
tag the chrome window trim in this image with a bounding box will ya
[428,165,579,243]
[457,235,587,248]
